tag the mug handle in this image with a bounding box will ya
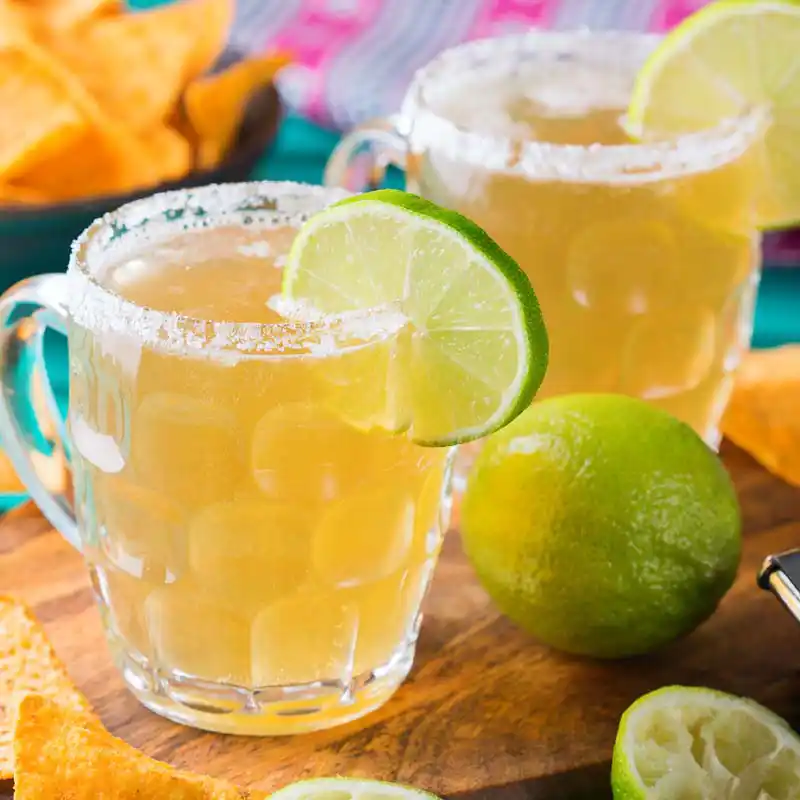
[0,273,79,549]
[324,115,408,191]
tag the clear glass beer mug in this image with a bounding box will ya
[0,181,454,735]
[326,31,765,448]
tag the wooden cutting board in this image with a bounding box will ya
[1,441,799,800]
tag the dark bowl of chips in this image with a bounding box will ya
[0,81,282,291]
[0,0,287,291]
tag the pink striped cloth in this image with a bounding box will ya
[230,0,712,130]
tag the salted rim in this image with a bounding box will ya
[67,181,408,356]
[400,30,767,184]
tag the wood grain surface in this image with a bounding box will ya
[1,441,799,800]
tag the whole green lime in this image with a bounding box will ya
[461,394,741,659]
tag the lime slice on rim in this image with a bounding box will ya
[282,189,548,446]
[627,0,800,229]
[269,778,442,800]
[612,685,800,798]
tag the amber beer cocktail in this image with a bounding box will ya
[0,183,453,735]
[326,32,766,446]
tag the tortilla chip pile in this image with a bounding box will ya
[0,595,267,797]
[722,345,800,487]
[0,0,289,206]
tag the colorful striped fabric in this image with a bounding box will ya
[229,0,712,130]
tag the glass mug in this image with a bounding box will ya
[326,30,766,448]
[0,182,454,735]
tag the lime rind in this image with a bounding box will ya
[627,0,800,230]
[612,685,800,799]
[283,189,548,446]
[269,777,443,800]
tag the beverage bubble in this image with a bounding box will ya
[189,499,313,610]
[71,414,126,474]
[69,334,133,471]
[347,563,435,675]
[251,592,357,685]
[251,402,385,504]
[412,464,450,562]
[93,564,153,660]
[130,391,243,506]
[312,485,416,587]
[719,273,759,373]
[567,216,682,315]
[673,143,764,231]
[96,473,188,582]
[310,330,412,435]
[146,581,252,684]
[675,223,758,302]
[621,307,717,400]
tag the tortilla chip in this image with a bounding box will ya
[0,41,86,181]
[16,0,122,36]
[50,3,202,132]
[0,453,26,494]
[0,0,236,203]
[184,52,289,168]
[0,183,51,205]
[166,0,235,80]
[140,124,192,183]
[14,57,161,202]
[0,449,67,495]
[3,28,159,199]
[722,345,800,487]
[0,1,31,45]
[14,694,266,798]
[0,598,92,780]
[16,123,157,201]
[0,0,238,202]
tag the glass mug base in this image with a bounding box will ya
[109,636,413,736]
